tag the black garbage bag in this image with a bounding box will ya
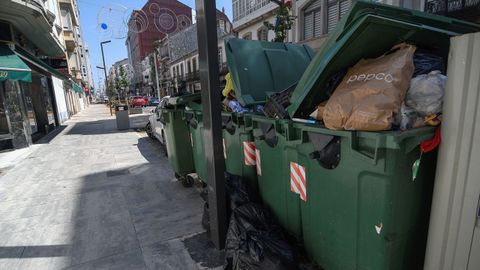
[224,203,296,270]
[413,51,445,77]
[225,172,250,210]
[324,69,347,98]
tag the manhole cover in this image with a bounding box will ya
[106,169,130,177]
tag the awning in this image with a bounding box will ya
[0,44,32,82]
[13,45,69,81]
[72,82,83,93]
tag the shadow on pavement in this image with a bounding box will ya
[0,104,224,269]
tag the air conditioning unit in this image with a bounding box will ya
[0,21,14,43]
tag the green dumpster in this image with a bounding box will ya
[162,93,201,180]
[283,2,480,269]
[184,108,208,183]
[251,116,306,239]
[221,112,258,197]
[222,38,316,199]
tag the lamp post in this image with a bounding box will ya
[96,40,111,114]
[100,40,111,96]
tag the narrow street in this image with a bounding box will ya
[0,104,223,270]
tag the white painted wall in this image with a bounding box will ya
[52,76,69,124]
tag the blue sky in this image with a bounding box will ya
[77,0,232,90]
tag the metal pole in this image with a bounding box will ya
[195,0,227,249]
[100,40,111,114]
[153,48,161,98]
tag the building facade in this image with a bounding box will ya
[107,58,134,97]
[0,0,92,151]
[126,0,193,95]
[156,10,233,96]
[232,0,437,51]
[232,0,282,42]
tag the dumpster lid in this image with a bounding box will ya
[167,93,201,107]
[225,38,315,106]
[287,1,480,118]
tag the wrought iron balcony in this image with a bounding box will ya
[185,71,200,82]
[425,0,480,21]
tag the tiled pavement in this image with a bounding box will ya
[0,104,223,270]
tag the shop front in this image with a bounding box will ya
[0,43,71,151]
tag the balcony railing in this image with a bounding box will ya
[425,0,480,15]
[185,71,200,81]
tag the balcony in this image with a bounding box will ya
[59,0,79,26]
[64,29,77,52]
[425,0,480,21]
[0,0,64,56]
[185,71,200,82]
[70,68,83,81]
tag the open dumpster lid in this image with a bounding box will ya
[168,93,201,107]
[287,1,480,118]
[225,38,316,106]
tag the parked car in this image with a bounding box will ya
[148,97,160,106]
[130,96,148,107]
[146,96,170,155]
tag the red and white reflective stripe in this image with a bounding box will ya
[243,141,256,166]
[255,149,261,176]
[290,162,307,201]
[223,138,227,159]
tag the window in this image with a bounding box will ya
[218,46,223,64]
[257,27,268,41]
[61,9,72,30]
[192,57,197,71]
[242,32,252,40]
[187,60,191,74]
[303,0,322,40]
[180,64,184,76]
[327,0,350,33]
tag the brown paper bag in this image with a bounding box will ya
[309,101,328,121]
[323,43,416,131]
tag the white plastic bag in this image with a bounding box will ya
[394,103,424,130]
[405,70,447,116]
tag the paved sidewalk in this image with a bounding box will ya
[0,105,223,270]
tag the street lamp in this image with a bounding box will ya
[99,40,111,96]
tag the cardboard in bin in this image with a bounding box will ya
[287,1,480,118]
[225,38,316,107]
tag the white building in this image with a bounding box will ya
[232,0,281,41]
[233,0,425,51]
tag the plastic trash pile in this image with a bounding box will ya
[309,43,447,131]
[222,73,264,114]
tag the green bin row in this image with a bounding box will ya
[159,1,480,269]
[248,2,479,269]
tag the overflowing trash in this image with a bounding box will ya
[406,70,446,117]
[223,172,296,270]
[263,84,297,119]
[305,43,447,132]
[413,51,446,77]
[323,43,417,131]
[223,73,264,114]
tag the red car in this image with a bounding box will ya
[130,96,148,107]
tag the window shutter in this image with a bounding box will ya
[327,3,339,33]
[304,12,313,40]
[313,10,322,38]
[305,0,322,13]
[340,0,351,19]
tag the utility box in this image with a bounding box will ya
[115,105,130,130]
